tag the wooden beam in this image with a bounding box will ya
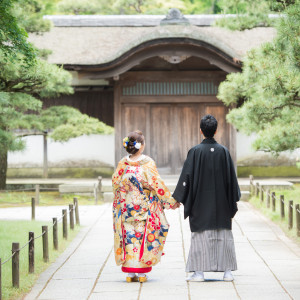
[120,95,221,104]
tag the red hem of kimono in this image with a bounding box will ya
[122,267,152,273]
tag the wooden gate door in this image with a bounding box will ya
[175,104,201,172]
[149,104,173,174]
[119,102,231,174]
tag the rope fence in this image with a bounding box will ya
[249,175,300,237]
[0,197,80,299]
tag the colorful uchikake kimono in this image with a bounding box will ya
[112,155,177,274]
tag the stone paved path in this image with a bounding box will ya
[2,201,299,300]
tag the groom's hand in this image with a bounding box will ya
[172,202,181,210]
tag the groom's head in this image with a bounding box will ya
[200,115,218,138]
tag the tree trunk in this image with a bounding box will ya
[0,149,8,190]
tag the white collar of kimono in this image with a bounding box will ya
[126,154,145,162]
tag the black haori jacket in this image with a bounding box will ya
[173,138,241,232]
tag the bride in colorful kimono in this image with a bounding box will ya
[112,130,179,283]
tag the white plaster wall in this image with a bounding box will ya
[236,132,257,159]
[8,132,297,168]
[8,134,115,167]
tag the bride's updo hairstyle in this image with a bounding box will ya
[125,130,145,155]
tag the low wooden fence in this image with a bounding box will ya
[0,198,80,300]
[249,175,300,237]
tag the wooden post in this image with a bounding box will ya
[35,185,40,205]
[29,232,34,273]
[12,243,19,288]
[255,182,259,197]
[260,186,264,203]
[53,218,58,250]
[94,183,98,205]
[296,204,300,237]
[43,132,48,179]
[249,175,253,196]
[280,195,285,220]
[266,189,270,208]
[69,204,74,230]
[271,192,276,212]
[62,209,68,239]
[288,200,293,230]
[42,226,49,262]
[0,258,2,300]
[31,197,35,220]
[73,198,80,226]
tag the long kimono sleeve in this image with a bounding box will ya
[145,160,177,209]
[173,149,195,219]
[112,159,126,193]
[224,148,241,218]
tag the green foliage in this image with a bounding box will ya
[182,0,222,14]
[215,0,273,30]
[56,0,108,15]
[12,0,56,33]
[0,48,73,154]
[56,0,187,15]
[55,0,222,15]
[0,0,36,62]
[217,1,300,153]
[40,106,114,142]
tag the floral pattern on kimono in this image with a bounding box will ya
[112,155,177,271]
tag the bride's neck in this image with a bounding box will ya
[130,152,142,160]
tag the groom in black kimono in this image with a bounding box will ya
[173,114,240,282]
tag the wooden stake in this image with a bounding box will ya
[31,197,35,220]
[288,200,293,230]
[42,226,49,262]
[12,243,19,288]
[69,204,74,230]
[53,218,58,250]
[280,195,285,220]
[73,198,80,226]
[260,186,264,203]
[0,258,2,300]
[29,232,34,273]
[255,182,259,197]
[266,189,270,208]
[271,192,276,212]
[35,185,40,205]
[296,204,300,237]
[62,209,68,240]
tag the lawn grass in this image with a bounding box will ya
[249,184,300,244]
[0,192,98,208]
[0,219,80,300]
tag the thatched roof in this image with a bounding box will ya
[28,14,276,66]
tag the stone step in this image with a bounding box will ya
[58,179,293,196]
[252,180,293,190]
[103,192,114,202]
[239,183,250,191]
[241,191,250,201]
[59,183,97,195]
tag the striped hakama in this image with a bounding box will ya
[186,229,237,272]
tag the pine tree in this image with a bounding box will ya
[0,1,113,189]
[217,1,300,153]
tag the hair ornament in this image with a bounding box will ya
[123,137,129,149]
[135,142,142,150]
